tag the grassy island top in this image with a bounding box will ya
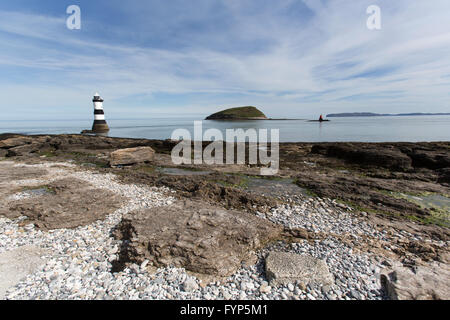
[205,106,268,120]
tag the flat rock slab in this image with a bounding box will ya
[381,263,450,300]
[265,251,334,286]
[0,246,47,299]
[0,163,50,209]
[114,200,283,277]
[0,178,126,230]
[0,164,48,181]
[110,147,155,166]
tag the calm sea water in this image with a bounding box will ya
[0,116,449,142]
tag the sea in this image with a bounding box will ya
[0,115,449,142]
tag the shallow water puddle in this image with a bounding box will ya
[25,187,54,196]
[9,187,55,201]
[157,167,213,176]
[393,192,450,226]
[401,193,450,213]
[242,176,309,198]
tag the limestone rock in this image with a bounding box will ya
[110,147,155,166]
[182,278,199,292]
[265,251,334,286]
[113,200,283,277]
[381,263,450,300]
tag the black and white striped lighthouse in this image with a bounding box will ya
[91,92,110,133]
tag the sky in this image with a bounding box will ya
[0,0,450,120]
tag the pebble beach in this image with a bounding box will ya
[0,161,406,300]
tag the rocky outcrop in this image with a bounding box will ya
[0,134,177,158]
[0,135,53,157]
[0,136,34,149]
[310,142,450,172]
[294,171,437,225]
[110,147,155,166]
[7,144,41,157]
[381,263,450,300]
[1,134,448,242]
[265,251,334,286]
[438,168,450,184]
[113,200,283,277]
[408,149,450,169]
[311,144,412,170]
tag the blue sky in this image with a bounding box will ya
[1,0,450,119]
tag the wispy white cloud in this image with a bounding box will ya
[0,0,449,119]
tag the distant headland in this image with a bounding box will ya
[327,112,450,117]
[205,106,268,120]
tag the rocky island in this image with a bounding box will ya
[205,106,268,120]
[0,133,449,300]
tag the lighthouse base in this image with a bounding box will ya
[92,121,110,133]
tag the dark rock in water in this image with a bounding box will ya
[110,147,155,166]
[113,199,282,277]
[206,106,268,120]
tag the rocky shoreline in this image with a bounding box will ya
[0,134,449,300]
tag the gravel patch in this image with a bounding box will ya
[259,198,421,242]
